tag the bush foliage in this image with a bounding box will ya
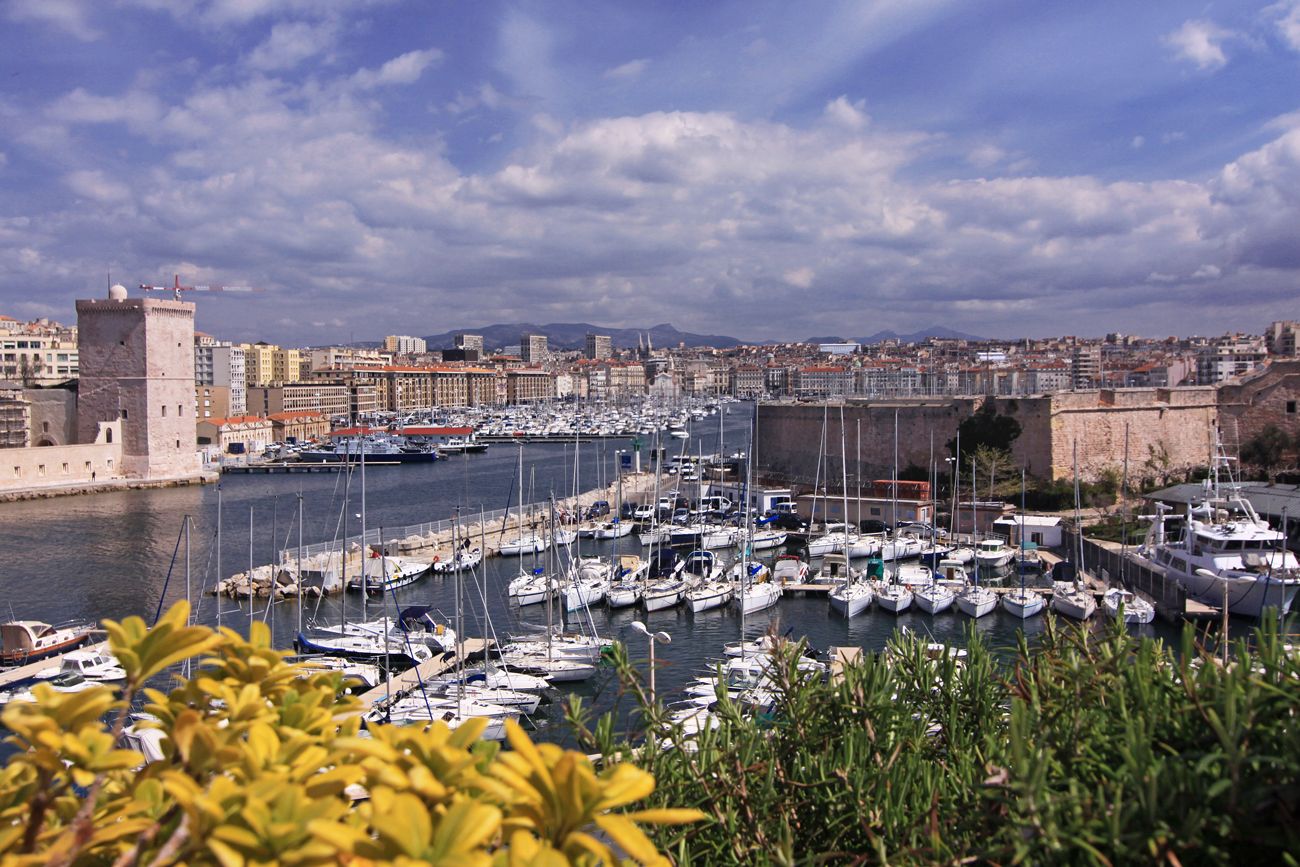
[600,618,1300,866]
[0,602,701,867]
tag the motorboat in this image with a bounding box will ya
[432,544,482,574]
[1,619,96,665]
[1135,483,1300,619]
[772,554,809,585]
[347,555,431,593]
[498,534,547,556]
[974,538,1015,568]
[1102,587,1155,624]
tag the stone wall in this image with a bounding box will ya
[1217,359,1300,454]
[756,388,1221,487]
[25,386,77,447]
[0,437,121,492]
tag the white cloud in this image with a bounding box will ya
[7,0,99,41]
[350,49,443,90]
[783,267,815,288]
[966,144,1005,168]
[603,59,649,81]
[1131,136,1145,149]
[821,96,870,131]
[1162,19,1236,70]
[1270,0,1300,50]
[64,170,131,202]
[245,19,340,70]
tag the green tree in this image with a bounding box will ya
[1240,424,1293,481]
[946,397,1022,458]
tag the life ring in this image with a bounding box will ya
[433,555,440,562]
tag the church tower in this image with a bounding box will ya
[76,285,200,479]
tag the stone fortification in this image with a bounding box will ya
[756,388,1220,486]
[76,295,200,479]
[1216,359,1300,453]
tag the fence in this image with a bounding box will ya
[1066,526,1187,622]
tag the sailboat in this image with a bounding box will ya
[735,414,781,616]
[499,446,547,555]
[1003,470,1045,618]
[1051,442,1097,621]
[955,463,998,618]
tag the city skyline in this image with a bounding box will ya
[3,1,1299,346]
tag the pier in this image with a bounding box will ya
[354,638,494,710]
[0,639,108,691]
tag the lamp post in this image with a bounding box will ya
[630,621,671,704]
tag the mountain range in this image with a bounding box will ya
[804,326,985,344]
[416,323,985,353]
[422,322,749,351]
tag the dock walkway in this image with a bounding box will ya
[354,638,493,710]
[0,640,108,691]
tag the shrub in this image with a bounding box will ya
[0,602,701,867]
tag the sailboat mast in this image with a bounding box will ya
[248,503,254,637]
[361,430,368,621]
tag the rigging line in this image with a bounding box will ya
[153,518,189,626]
[190,526,220,626]
[260,498,303,624]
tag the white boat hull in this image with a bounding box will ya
[828,583,874,617]
[913,586,955,615]
[1002,588,1045,618]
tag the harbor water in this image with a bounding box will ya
[0,404,1207,747]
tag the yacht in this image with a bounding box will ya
[1136,483,1299,619]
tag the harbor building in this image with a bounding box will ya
[76,287,200,480]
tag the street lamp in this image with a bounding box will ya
[630,621,671,704]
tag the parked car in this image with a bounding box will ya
[584,501,610,520]
[859,519,888,535]
[897,521,947,539]
[633,504,656,521]
[769,512,809,532]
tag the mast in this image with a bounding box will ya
[840,403,849,545]
[217,483,222,631]
[248,503,254,637]
[296,490,304,637]
[360,430,368,621]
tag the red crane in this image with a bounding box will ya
[140,275,268,300]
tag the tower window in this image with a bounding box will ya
[120,409,127,420]
[1288,401,1297,414]
[162,406,167,417]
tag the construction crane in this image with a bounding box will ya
[140,275,268,301]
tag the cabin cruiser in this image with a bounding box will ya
[1136,482,1299,619]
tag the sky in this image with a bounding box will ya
[2,0,1299,346]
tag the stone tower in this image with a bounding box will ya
[76,286,200,479]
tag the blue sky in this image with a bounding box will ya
[3,0,1299,346]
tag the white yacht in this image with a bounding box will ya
[1136,483,1299,619]
[1102,588,1155,624]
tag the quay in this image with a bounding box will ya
[222,462,402,473]
[354,638,494,711]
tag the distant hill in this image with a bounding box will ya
[423,322,749,352]
[852,326,984,344]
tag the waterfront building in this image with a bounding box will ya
[195,415,274,456]
[505,368,554,404]
[307,347,391,373]
[194,334,246,417]
[76,288,199,480]
[267,410,328,443]
[0,383,29,448]
[454,333,484,352]
[248,383,351,421]
[1266,321,1300,357]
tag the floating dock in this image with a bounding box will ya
[0,639,108,691]
[354,638,494,710]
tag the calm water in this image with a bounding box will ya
[0,403,1219,747]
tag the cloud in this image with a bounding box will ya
[966,144,1006,169]
[783,267,815,288]
[349,48,443,90]
[603,59,649,81]
[1270,0,1300,50]
[1162,19,1236,70]
[245,18,341,70]
[1131,136,1145,149]
[64,170,132,203]
[821,96,870,131]
[7,0,99,41]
